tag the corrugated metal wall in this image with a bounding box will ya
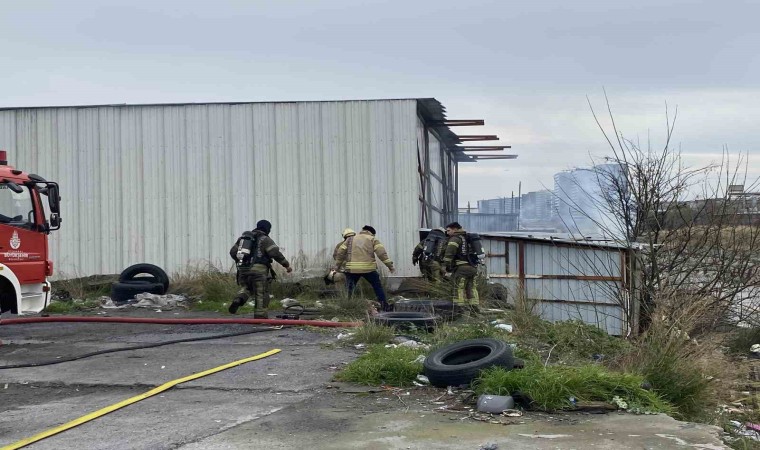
[0,100,425,278]
[483,236,630,335]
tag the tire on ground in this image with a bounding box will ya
[371,311,440,331]
[393,299,461,319]
[110,281,165,303]
[118,264,170,294]
[423,338,514,387]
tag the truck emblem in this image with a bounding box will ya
[10,230,21,250]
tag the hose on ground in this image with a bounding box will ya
[0,326,289,370]
[0,316,361,327]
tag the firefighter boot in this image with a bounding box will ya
[228,295,247,314]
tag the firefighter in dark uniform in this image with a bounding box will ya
[229,219,292,317]
[442,221,479,307]
[412,227,446,283]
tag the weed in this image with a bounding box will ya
[347,322,396,345]
[611,319,714,420]
[542,320,631,361]
[334,345,424,386]
[726,328,760,355]
[51,273,114,300]
[319,294,375,320]
[45,298,102,313]
[431,322,514,348]
[474,362,672,414]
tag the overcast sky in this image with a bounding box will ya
[1,0,757,206]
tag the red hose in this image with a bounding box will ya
[0,316,361,327]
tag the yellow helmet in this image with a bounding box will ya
[342,228,355,238]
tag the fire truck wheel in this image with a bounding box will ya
[110,281,165,304]
[118,264,170,294]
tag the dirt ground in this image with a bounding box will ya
[0,308,729,449]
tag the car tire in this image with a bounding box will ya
[118,264,170,294]
[371,311,439,331]
[393,299,461,319]
[423,338,514,387]
[110,281,165,304]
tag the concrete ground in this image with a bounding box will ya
[0,309,728,449]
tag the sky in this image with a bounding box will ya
[1,0,758,206]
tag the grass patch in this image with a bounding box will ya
[319,294,374,320]
[170,264,244,312]
[346,322,396,345]
[541,320,631,361]
[431,321,514,348]
[334,345,424,386]
[726,327,760,355]
[51,274,114,300]
[474,362,673,414]
[44,298,102,313]
[612,322,714,420]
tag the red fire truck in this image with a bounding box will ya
[0,150,61,315]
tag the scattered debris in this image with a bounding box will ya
[280,298,299,308]
[518,434,571,439]
[101,293,186,309]
[336,332,354,340]
[480,443,498,450]
[477,394,515,413]
[412,355,426,364]
[416,375,430,385]
[490,321,513,332]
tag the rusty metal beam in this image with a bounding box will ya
[457,135,499,142]
[457,146,512,151]
[470,155,518,160]
[429,119,485,127]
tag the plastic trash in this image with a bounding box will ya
[477,394,515,413]
[494,324,513,332]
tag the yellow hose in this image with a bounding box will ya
[2,348,281,450]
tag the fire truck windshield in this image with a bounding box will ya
[0,183,35,229]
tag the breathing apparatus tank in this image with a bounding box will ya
[236,231,257,265]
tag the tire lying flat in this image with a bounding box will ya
[110,281,165,303]
[371,311,439,331]
[423,338,514,387]
[118,263,170,294]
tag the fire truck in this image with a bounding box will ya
[0,150,61,315]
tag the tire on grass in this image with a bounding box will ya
[423,338,514,387]
[371,311,439,331]
[118,263,170,294]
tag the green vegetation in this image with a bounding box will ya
[334,345,424,386]
[726,327,760,355]
[612,324,714,420]
[346,322,396,345]
[474,362,672,414]
[44,298,102,313]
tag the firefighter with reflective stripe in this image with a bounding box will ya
[442,221,479,307]
[334,225,395,311]
[325,228,354,286]
[228,219,292,316]
[412,227,446,283]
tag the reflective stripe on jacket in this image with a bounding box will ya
[335,230,394,274]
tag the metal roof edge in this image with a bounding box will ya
[0,97,434,111]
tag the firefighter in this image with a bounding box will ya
[412,227,446,283]
[442,221,479,308]
[334,225,395,311]
[325,228,354,286]
[229,219,292,317]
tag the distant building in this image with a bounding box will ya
[519,190,555,227]
[477,197,519,215]
[553,163,627,238]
